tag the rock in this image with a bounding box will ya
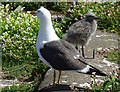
[37,30,118,91]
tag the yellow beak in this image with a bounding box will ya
[30,11,37,16]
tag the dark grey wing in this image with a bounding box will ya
[40,39,87,70]
[40,39,107,76]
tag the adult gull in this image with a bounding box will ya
[30,7,106,85]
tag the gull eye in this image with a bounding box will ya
[37,10,40,13]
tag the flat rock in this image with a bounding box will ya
[37,30,118,92]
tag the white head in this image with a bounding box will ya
[30,6,51,22]
[30,7,59,43]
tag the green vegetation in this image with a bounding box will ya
[54,2,120,34]
[1,2,68,11]
[1,2,119,91]
[104,50,120,64]
[1,4,48,91]
[88,70,120,91]
[2,2,120,34]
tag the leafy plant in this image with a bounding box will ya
[53,2,120,34]
[104,50,119,64]
[88,70,120,91]
[1,4,48,91]
[103,71,120,91]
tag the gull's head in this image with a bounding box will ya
[30,6,51,21]
[85,11,99,21]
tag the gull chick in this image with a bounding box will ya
[63,11,99,59]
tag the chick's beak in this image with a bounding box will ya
[30,11,37,16]
[94,16,100,20]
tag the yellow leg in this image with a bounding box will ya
[53,70,56,85]
[57,70,62,84]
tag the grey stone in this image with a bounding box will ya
[38,30,118,91]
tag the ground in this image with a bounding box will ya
[37,30,119,92]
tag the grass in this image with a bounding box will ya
[103,48,119,64]
[2,60,48,91]
[1,4,48,91]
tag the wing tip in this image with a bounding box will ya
[87,67,107,76]
[77,65,107,76]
